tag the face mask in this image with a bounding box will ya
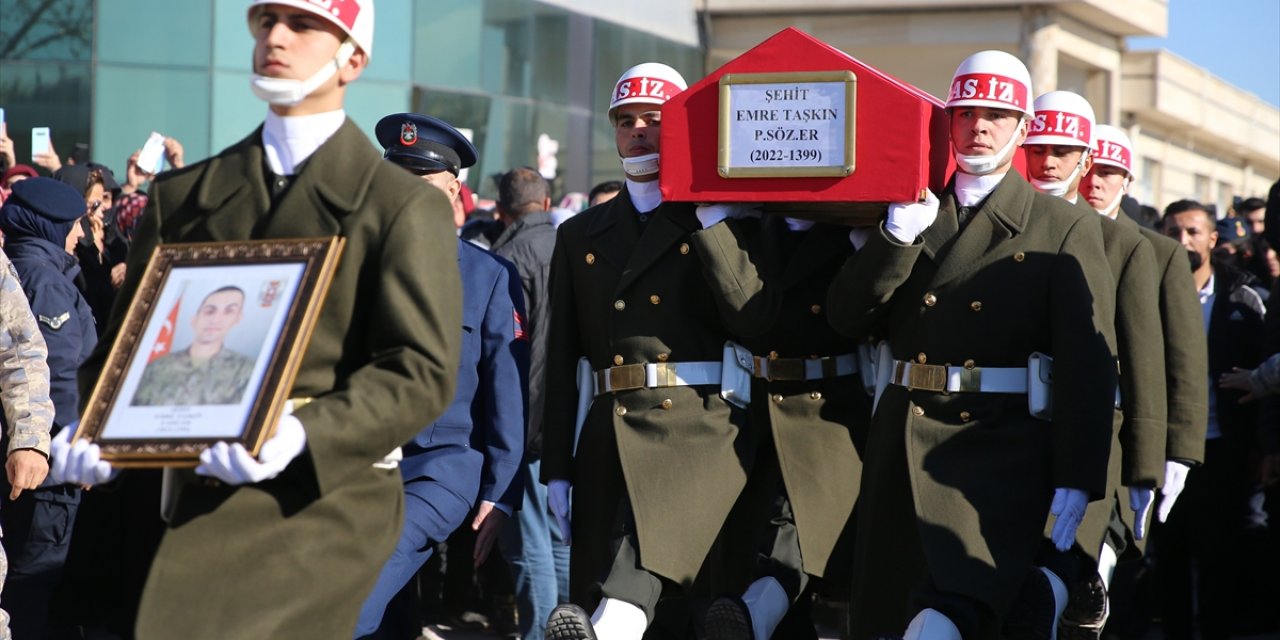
[1031,152,1089,198]
[251,40,356,107]
[1092,177,1130,217]
[621,152,659,177]
[955,119,1024,176]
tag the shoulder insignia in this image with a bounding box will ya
[38,312,71,330]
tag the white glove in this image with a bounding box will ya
[848,228,871,250]
[883,190,939,243]
[1128,486,1155,540]
[695,203,762,228]
[1157,460,1191,523]
[548,478,572,545]
[1048,487,1088,551]
[195,414,307,485]
[50,425,119,487]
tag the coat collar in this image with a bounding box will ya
[492,210,553,251]
[924,171,1031,288]
[583,186,698,295]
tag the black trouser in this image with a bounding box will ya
[0,479,79,640]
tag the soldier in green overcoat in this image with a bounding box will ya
[52,3,462,638]
[691,213,868,640]
[826,51,1118,640]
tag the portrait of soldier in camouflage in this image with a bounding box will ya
[131,285,256,407]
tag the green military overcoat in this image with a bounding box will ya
[692,216,867,581]
[541,189,752,598]
[77,120,462,639]
[827,172,1118,638]
[1062,199,1166,561]
[1136,226,1209,464]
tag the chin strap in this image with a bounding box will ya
[621,152,659,177]
[955,121,1024,176]
[1031,153,1088,197]
[251,39,356,106]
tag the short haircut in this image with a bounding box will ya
[1238,197,1266,214]
[498,167,549,215]
[589,180,622,204]
[1164,199,1211,220]
[201,285,246,307]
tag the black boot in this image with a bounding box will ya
[546,604,599,640]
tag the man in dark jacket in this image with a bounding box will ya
[489,166,568,640]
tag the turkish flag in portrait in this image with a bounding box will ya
[149,297,181,363]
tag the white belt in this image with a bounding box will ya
[890,360,1028,394]
[286,397,401,469]
[752,353,858,381]
[593,361,722,396]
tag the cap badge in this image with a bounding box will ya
[400,121,418,146]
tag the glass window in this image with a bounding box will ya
[413,0,484,91]
[93,65,211,173]
[210,70,273,152]
[345,80,413,147]
[0,0,92,62]
[0,61,91,167]
[213,0,255,71]
[362,0,412,83]
[97,0,211,67]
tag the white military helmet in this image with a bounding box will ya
[1092,124,1135,176]
[248,0,375,58]
[1027,91,1095,148]
[946,50,1033,117]
[609,62,687,118]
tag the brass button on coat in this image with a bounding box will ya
[970,301,983,311]
[656,353,669,362]
[615,406,627,416]
[960,411,972,422]
[614,299,626,311]
[810,304,822,314]
[912,406,925,417]
[809,391,822,400]
[923,293,937,307]
[585,253,596,265]
[660,399,673,410]
[613,355,624,366]
[1014,251,1026,262]
[917,352,927,364]
[771,394,784,403]
[649,295,661,305]
[964,359,975,370]
[679,243,690,255]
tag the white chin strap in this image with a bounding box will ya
[1093,178,1131,217]
[621,152,660,177]
[955,121,1024,176]
[251,39,356,107]
[1031,153,1088,198]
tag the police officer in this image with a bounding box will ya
[827,50,1117,640]
[0,177,75,640]
[355,113,527,639]
[541,62,755,640]
[1019,92,1165,638]
[692,210,869,640]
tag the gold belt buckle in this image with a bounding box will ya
[906,363,947,392]
[607,364,646,392]
[955,367,982,393]
[652,363,679,387]
[766,358,805,381]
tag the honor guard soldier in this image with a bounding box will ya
[52,2,464,638]
[691,210,869,640]
[1019,92,1165,639]
[1071,124,1209,637]
[541,62,755,640]
[826,50,1118,640]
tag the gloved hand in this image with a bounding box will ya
[1128,486,1155,539]
[1048,487,1088,551]
[50,425,119,487]
[884,190,939,244]
[195,414,307,485]
[695,203,762,229]
[548,479,572,545]
[1157,460,1191,523]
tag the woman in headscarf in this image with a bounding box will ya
[0,176,97,639]
[54,165,127,335]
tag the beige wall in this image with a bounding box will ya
[702,0,1278,210]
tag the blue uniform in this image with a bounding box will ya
[356,239,528,637]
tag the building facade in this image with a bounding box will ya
[702,0,1280,212]
[0,0,702,199]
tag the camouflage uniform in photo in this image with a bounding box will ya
[131,348,257,406]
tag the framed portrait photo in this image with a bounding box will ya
[74,237,345,467]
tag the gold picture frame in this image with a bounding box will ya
[74,237,344,467]
[718,70,857,178]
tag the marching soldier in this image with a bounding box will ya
[1019,91,1166,639]
[541,62,755,640]
[692,211,868,640]
[827,50,1118,640]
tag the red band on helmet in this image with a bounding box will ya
[613,76,681,105]
[1029,110,1093,144]
[948,73,1029,111]
[1094,139,1133,172]
[303,0,359,31]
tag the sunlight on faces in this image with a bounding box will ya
[613,104,662,159]
[1163,208,1217,266]
[250,4,367,112]
[1080,164,1129,213]
[1025,145,1091,183]
[64,217,85,254]
[949,107,1028,157]
[192,289,246,348]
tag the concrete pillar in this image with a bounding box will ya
[1021,6,1058,95]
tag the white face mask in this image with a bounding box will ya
[955,119,1025,176]
[251,40,356,107]
[1030,151,1089,198]
[621,152,659,177]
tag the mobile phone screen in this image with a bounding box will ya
[31,127,51,158]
